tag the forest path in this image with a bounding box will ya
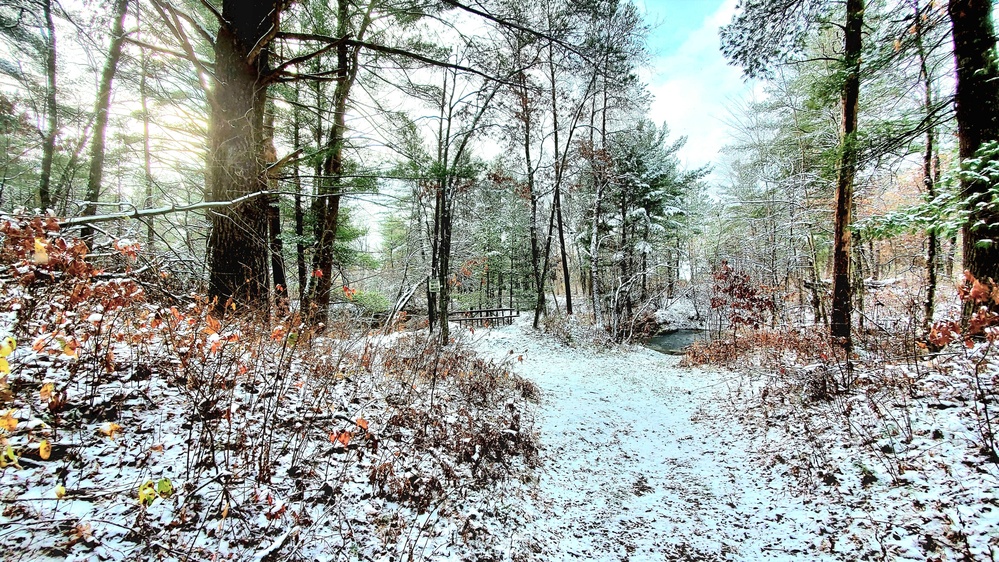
[473,319,826,561]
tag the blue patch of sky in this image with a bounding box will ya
[639,0,726,64]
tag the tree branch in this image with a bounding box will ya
[58,190,383,228]
[124,37,211,68]
[439,0,590,62]
[274,32,519,86]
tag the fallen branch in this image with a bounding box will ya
[53,188,378,228]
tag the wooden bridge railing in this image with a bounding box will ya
[448,308,520,328]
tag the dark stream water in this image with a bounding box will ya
[643,329,708,355]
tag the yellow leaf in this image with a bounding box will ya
[0,358,8,375]
[2,444,19,468]
[0,409,16,432]
[33,238,49,265]
[99,422,122,440]
[138,481,157,506]
[38,439,51,460]
[40,382,55,402]
[0,337,14,358]
[54,484,66,499]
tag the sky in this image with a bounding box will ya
[637,0,755,181]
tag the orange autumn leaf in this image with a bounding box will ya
[204,315,221,335]
[100,422,122,440]
[970,279,992,303]
[330,431,352,446]
[270,326,287,341]
[40,382,54,402]
[0,409,16,432]
[356,418,368,431]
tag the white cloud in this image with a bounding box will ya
[645,0,753,179]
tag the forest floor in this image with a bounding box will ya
[472,319,819,560]
[471,315,999,561]
[1,295,996,561]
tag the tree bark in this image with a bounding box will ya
[830,0,864,352]
[292,83,307,296]
[914,0,939,326]
[948,0,999,285]
[206,0,284,313]
[514,70,545,328]
[303,0,349,324]
[547,44,573,315]
[38,0,58,211]
[589,169,604,328]
[81,0,129,246]
[263,108,287,304]
[140,22,155,251]
[304,0,376,325]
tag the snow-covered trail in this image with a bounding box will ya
[474,321,827,561]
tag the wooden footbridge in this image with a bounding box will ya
[448,307,520,328]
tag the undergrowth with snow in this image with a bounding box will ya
[0,216,539,561]
[684,275,999,561]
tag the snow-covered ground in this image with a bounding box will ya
[473,318,828,561]
[4,297,994,560]
[472,316,999,561]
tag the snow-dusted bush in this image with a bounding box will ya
[0,217,539,561]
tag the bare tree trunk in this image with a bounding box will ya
[830,0,864,352]
[304,0,350,324]
[139,19,155,251]
[513,70,545,328]
[807,230,827,325]
[262,108,287,304]
[536,198,558,328]
[547,45,573,315]
[437,177,454,343]
[589,180,604,328]
[304,0,376,325]
[949,0,999,286]
[206,0,283,314]
[914,0,939,326]
[81,0,129,246]
[427,73,448,334]
[38,0,58,211]
[292,83,307,296]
